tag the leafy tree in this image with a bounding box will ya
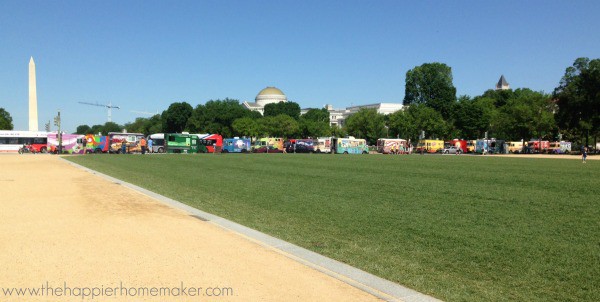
[299,108,331,137]
[480,89,515,107]
[299,119,331,138]
[187,99,252,137]
[122,115,162,135]
[123,118,149,134]
[274,114,299,137]
[492,89,555,141]
[232,117,259,137]
[388,109,416,140]
[162,102,193,133]
[146,114,163,134]
[330,125,347,138]
[302,108,329,122]
[0,108,13,130]
[263,102,301,119]
[452,95,495,139]
[344,108,386,145]
[554,57,600,146]
[389,104,448,142]
[403,62,457,119]
[75,125,91,134]
[101,122,122,135]
[257,114,299,138]
[90,124,103,135]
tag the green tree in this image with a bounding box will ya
[232,117,259,137]
[301,108,329,122]
[452,95,495,139]
[299,108,331,137]
[389,104,448,142]
[479,89,515,108]
[330,125,347,138]
[256,115,299,138]
[263,102,301,119]
[123,117,150,134]
[403,62,457,119]
[101,122,122,135]
[299,119,331,138]
[162,102,193,133]
[388,109,415,140]
[492,89,555,141]
[75,125,91,134]
[90,124,103,135]
[554,57,600,146]
[187,99,252,137]
[146,114,163,134]
[344,108,386,145]
[0,108,14,130]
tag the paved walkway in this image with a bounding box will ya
[0,155,387,301]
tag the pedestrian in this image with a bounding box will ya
[582,147,587,163]
[140,137,147,155]
[147,137,153,154]
[82,138,87,154]
[121,140,127,154]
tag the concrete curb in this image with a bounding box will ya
[61,157,442,302]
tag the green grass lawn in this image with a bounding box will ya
[66,154,600,302]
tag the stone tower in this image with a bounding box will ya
[495,75,510,91]
[29,57,39,131]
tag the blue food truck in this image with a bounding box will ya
[222,138,251,153]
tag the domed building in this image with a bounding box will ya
[243,86,287,115]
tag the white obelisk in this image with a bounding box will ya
[29,57,39,131]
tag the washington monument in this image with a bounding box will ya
[29,57,39,131]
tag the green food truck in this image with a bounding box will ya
[164,133,207,153]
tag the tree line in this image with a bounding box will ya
[74,99,339,140]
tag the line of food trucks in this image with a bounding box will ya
[409,139,572,154]
[29,129,572,156]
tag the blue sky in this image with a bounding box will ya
[1,0,599,133]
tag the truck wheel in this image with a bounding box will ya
[157,147,164,153]
[343,151,348,154]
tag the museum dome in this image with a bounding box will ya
[257,87,285,97]
[255,86,287,106]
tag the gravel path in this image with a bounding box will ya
[0,155,382,301]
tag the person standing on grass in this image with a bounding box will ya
[140,137,147,155]
[121,140,127,154]
[148,137,153,154]
[582,147,587,163]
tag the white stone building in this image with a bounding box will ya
[242,87,287,115]
[301,103,404,127]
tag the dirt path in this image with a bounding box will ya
[0,155,382,301]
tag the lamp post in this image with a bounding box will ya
[53,110,62,154]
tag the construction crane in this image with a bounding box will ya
[78,101,120,122]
